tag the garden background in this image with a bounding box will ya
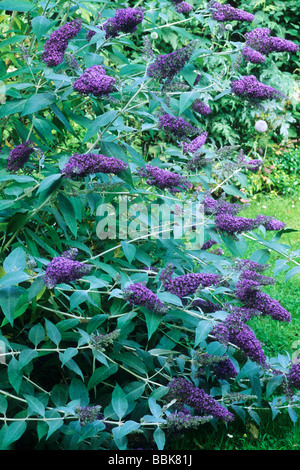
[0,0,299,451]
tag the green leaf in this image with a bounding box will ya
[45,319,61,346]
[0,99,27,118]
[82,110,118,144]
[121,241,136,263]
[24,394,46,417]
[0,286,25,326]
[266,375,284,398]
[3,247,26,272]
[31,15,51,40]
[143,310,162,340]
[45,410,64,439]
[194,320,213,347]
[153,427,165,450]
[179,91,200,115]
[57,193,77,238]
[59,347,78,367]
[1,421,27,450]
[37,173,61,195]
[50,103,75,135]
[28,323,45,347]
[87,363,118,391]
[7,357,23,393]
[285,266,300,283]
[0,0,35,11]
[157,291,182,307]
[0,271,29,287]
[69,378,89,406]
[19,349,39,368]
[21,93,56,116]
[112,384,128,419]
[222,184,247,199]
[115,420,140,439]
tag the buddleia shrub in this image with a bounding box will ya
[0,0,299,451]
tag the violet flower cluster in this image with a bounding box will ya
[202,196,244,216]
[235,277,291,322]
[103,7,144,39]
[213,312,266,364]
[192,99,212,116]
[158,114,201,141]
[175,2,193,15]
[287,362,300,390]
[42,19,82,67]
[43,248,93,289]
[123,282,168,314]
[214,213,258,235]
[147,41,197,83]
[75,405,102,425]
[241,46,266,64]
[208,1,254,22]
[62,153,127,179]
[213,357,238,380]
[7,140,35,172]
[166,410,213,431]
[195,352,237,380]
[73,65,116,97]
[161,271,223,299]
[191,298,220,313]
[202,195,286,236]
[167,377,234,421]
[231,75,286,102]
[138,164,192,192]
[183,132,208,154]
[234,258,270,273]
[244,27,299,56]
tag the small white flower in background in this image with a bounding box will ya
[225,24,233,31]
[151,31,158,39]
[255,120,268,133]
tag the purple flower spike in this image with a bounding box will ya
[220,314,266,364]
[162,272,222,298]
[167,377,235,421]
[103,7,144,38]
[158,114,201,141]
[63,153,128,179]
[175,2,193,14]
[7,140,35,172]
[147,41,197,82]
[208,1,254,22]
[138,164,192,192]
[287,362,300,390]
[245,28,299,55]
[42,19,82,67]
[73,65,116,97]
[255,215,286,231]
[44,251,93,288]
[214,213,256,234]
[241,46,266,64]
[231,75,286,102]
[183,132,208,154]
[123,282,167,314]
[192,99,212,116]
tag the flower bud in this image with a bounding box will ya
[150,31,158,39]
